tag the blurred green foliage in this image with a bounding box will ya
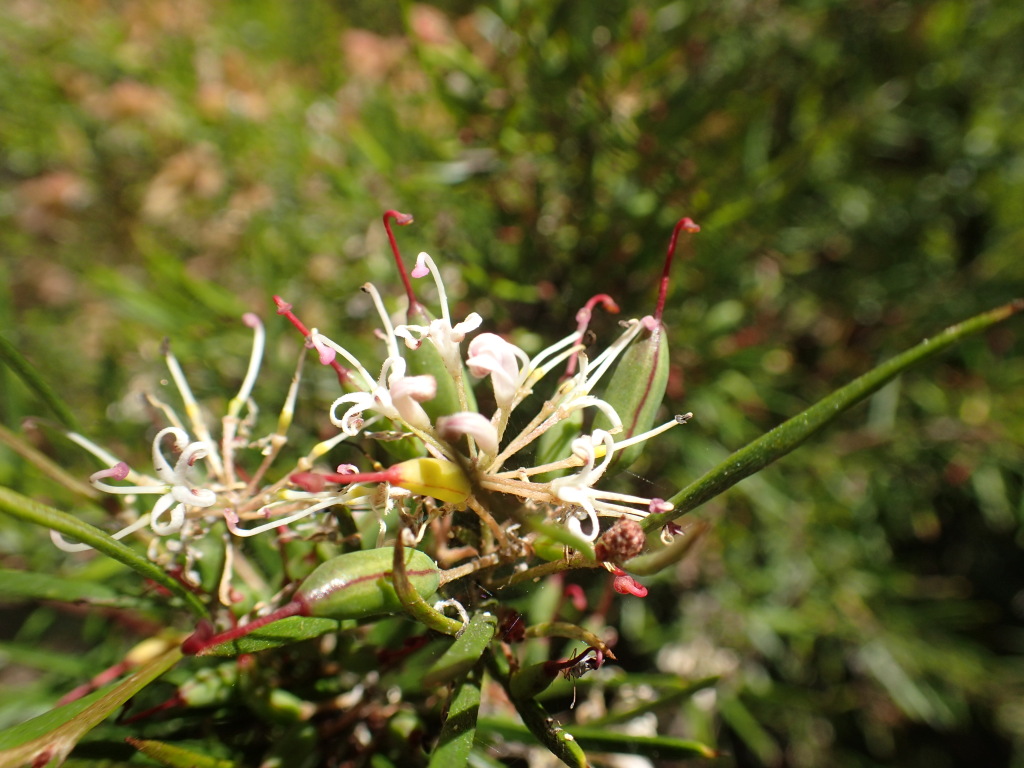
[1,0,1023,766]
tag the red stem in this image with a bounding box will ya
[565,293,621,377]
[383,210,420,316]
[274,295,353,386]
[182,601,306,655]
[291,466,403,491]
[653,217,700,324]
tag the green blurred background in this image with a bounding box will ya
[2,1,1023,766]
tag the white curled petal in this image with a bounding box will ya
[393,325,426,350]
[450,313,482,338]
[152,427,189,482]
[436,412,500,456]
[565,506,600,542]
[174,441,209,479]
[467,333,523,377]
[330,393,375,434]
[169,484,216,508]
[392,399,430,431]
[390,375,437,403]
[150,494,186,535]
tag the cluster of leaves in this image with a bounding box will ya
[2,1,1024,767]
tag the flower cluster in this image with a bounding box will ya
[63,211,696,603]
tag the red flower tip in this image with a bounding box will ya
[290,472,326,493]
[611,569,648,598]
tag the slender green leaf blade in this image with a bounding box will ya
[424,612,497,688]
[428,671,481,768]
[0,423,99,499]
[0,334,80,431]
[0,486,208,618]
[0,644,181,767]
[0,568,155,610]
[643,300,1024,531]
[196,616,341,657]
[126,737,237,768]
[478,718,717,760]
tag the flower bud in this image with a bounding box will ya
[392,457,471,504]
[298,546,441,620]
[594,518,646,563]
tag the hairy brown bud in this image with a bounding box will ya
[594,518,646,563]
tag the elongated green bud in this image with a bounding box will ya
[597,319,671,468]
[404,328,474,420]
[382,210,477,420]
[597,217,699,467]
[182,547,441,654]
[298,546,441,620]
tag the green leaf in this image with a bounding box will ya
[479,718,718,759]
[0,568,153,610]
[198,616,341,657]
[0,486,209,619]
[0,644,182,767]
[717,694,782,765]
[485,653,588,768]
[0,423,99,500]
[500,699,588,768]
[0,641,95,677]
[643,300,1024,532]
[584,675,719,726]
[0,334,80,431]
[427,670,482,768]
[424,612,497,688]
[126,737,237,768]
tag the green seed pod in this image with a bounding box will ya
[375,426,428,463]
[298,546,441,620]
[183,546,443,655]
[404,318,478,421]
[595,217,698,468]
[380,210,477,421]
[595,320,670,468]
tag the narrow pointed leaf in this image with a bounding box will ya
[479,718,718,760]
[0,486,209,618]
[427,671,481,768]
[424,612,497,687]
[485,654,588,768]
[643,300,1024,532]
[0,423,99,499]
[0,568,153,610]
[126,737,237,768]
[0,333,80,431]
[198,616,341,657]
[0,644,181,767]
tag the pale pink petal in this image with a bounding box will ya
[437,412,500,455]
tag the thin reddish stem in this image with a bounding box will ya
[182,601,306,655]
[565,293,621,377]
[653,217,700,324]
[383,210,421,316]
[290,466,403,491]
[274,295,353,386]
